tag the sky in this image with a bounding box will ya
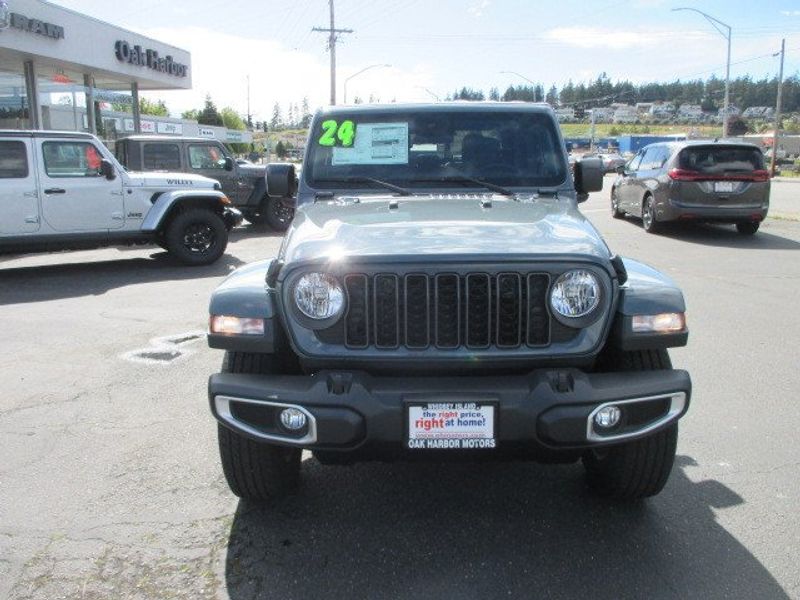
[50,0,800,121]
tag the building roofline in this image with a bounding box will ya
[35,0,189,55]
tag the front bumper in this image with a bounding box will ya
[222,207,244,229]
[208,368,691,456]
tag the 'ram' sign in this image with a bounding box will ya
[7,12,65,39]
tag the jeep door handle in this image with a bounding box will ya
[43,188,66,195]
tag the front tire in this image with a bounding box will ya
[583,349,678,499]
[164,208,228,266]
[217,351,302,500]
[611,189,624,219]
[736,221,760,235]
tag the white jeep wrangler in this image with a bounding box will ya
[0,130,242,265]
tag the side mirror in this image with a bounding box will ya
[574,157,604,198]
[100,159,116,181]
[615,164,626,175]
[224,157,234,171]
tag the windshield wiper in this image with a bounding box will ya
[411,176,515,197]
[314,177,411,196]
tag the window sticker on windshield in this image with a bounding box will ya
[318,119,356,147]
[331,122,409,165]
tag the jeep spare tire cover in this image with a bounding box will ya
[266,163,298,198]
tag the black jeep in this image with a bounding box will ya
[115,135,295,230]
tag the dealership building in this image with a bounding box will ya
[0,0,250,144]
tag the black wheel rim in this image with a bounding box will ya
[270,201,295,225]
[643,200,653,229]
[182,222,216,253]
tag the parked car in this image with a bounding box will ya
[0,130,241,265]
[597,152,626,173]
[115,135,294,231]
[611,141,770,234]
[206,102,691,502]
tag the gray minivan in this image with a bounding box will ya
[611,141,770,235]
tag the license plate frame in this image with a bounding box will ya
[405,401,497,450]
[714,181,735,193]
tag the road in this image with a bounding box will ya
[1,180,799,599]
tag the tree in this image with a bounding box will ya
[220,107,245,131]
[300,97,312,128]
[546,85,559,106]
[182,108,200,121]
[275,140,287,158]
[198,95,223,126]
[489,87,500,101]
[139,98,169,116]
[270,102,283,130]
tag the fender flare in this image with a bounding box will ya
[142,190,230,232]
[609,257,688,350]
[207,258,280,352]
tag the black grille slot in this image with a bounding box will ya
[339,270,559,350]
[527,274,550,346]
[404,274,430,348]
[374,274,400,348]
[466,274,491,348]
[435,274,460,348]
[344,275,368,348]
[496,273,522,347]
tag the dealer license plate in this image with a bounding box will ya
[406,402,496,450]
[714,181,735,193]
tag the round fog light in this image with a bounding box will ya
[594,405,621,429]
[280,408,307,431]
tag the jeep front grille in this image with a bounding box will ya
[341,272,552,350]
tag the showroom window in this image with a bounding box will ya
[0,69,30,130]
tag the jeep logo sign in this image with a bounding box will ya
[115,40,188,77]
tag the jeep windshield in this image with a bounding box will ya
[305,108,567,192]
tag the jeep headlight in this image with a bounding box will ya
[293,273,345,321]
[550,270,601,319]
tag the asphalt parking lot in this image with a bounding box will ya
[2,180,799,600]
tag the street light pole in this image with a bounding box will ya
[672,7,732,137]
[343,63,391,104]
[499,70,541,100]
[771,38,786,176]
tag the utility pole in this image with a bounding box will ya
[246,74,251,129]
[313,0,353,105]
[771,38,785,177]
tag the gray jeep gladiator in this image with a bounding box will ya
[115,135,296,231]
[206,103,691,501]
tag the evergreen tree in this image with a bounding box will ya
[270,102,282,130]
[198,95,223,126]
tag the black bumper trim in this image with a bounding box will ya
[208,368,691,452]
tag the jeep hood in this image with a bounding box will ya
[124,171,218,188]
[279,195,611,264]
[237,164,266,178]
